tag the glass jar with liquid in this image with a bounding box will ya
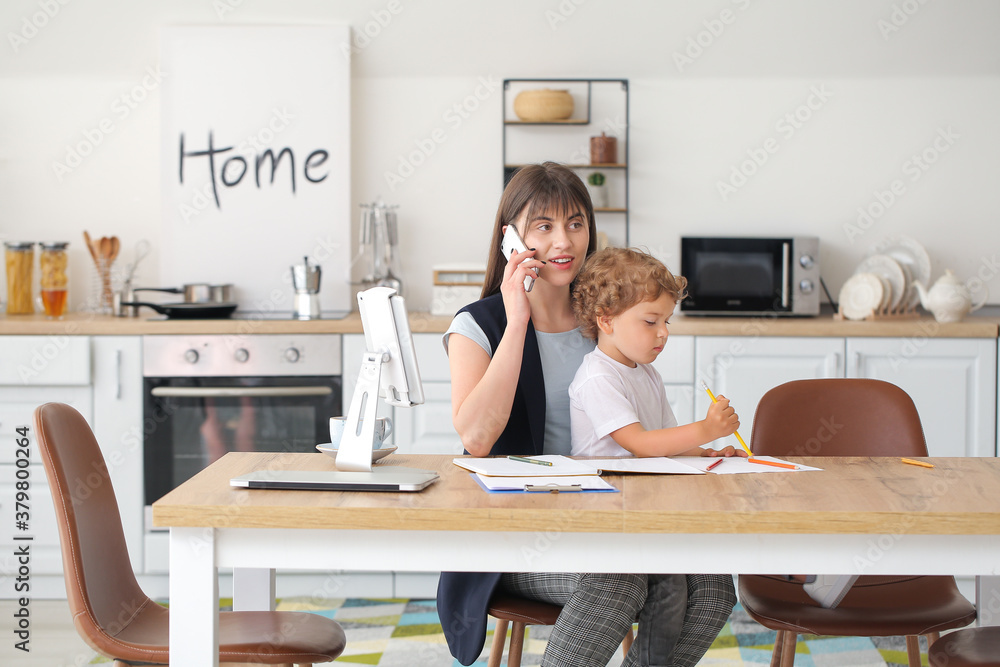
[39,242,69,318]
[4,241,35,315]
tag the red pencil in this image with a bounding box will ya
[706,458,724,471]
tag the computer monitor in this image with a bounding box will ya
[336,286,424,472]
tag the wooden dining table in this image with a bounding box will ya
[153,452,1000,666]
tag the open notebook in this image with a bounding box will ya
[453,454,816,477]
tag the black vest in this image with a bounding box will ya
[437,294,547,665]
[457,293,546,456]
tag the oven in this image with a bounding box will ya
[142,334,341,519]
[680,236,821,316]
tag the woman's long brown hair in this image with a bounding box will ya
[481,162,597,298]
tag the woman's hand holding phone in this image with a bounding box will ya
[501,224,538,293]
[499,225,541,326]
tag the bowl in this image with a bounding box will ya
[513,89,574,122]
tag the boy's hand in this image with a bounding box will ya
[700,445,749,458]
[704,395,739,441]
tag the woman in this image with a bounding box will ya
[437,163,736,667]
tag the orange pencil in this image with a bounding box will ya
[901,457,935,469]
[748,457,798,470]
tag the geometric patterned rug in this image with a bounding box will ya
[88,598,928,666]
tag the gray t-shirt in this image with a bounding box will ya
[444,311,595,455]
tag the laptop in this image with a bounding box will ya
[230,467,439,492]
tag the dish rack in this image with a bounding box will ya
[834,305,920,321]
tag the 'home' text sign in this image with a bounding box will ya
[160,26,351,313]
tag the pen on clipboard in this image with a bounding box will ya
[699,380,753,456]
[508,455,553,467]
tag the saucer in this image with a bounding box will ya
[315,443,397,463]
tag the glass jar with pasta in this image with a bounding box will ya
[4,242,35,315]
[39,242,69,318]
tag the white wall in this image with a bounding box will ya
[1,0,998,312]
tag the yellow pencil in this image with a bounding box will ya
[700,380,753,457]
[901,457,935,469]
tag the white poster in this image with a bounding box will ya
[160,25,351,315]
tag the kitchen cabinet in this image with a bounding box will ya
[91,337,144,571]
[503,78,630,246]
[692,334,997,458]
[695,336,845,447]
[389,333,463,455]
[847,337,997,457]
[0,336,92,590]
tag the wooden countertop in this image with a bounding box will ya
[0,310,455,336]
[1,310,998,338]
[152,452,1000,535]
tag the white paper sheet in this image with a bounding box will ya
[577,457,705,475]
[674,455,822,474]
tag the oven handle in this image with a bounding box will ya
[150,386,333,398]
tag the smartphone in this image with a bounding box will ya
[500,224,535,292]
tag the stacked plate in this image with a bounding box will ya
[838,237,931,320]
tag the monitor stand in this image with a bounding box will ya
[335,350,434,478]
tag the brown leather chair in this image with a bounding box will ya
[34,402,347,667]
[487,593,633,667]
[737,379,977,667]
[929,627,1000,666]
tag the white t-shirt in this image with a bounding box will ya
[568,347,678,457]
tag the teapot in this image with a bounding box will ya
[913,269,989,323]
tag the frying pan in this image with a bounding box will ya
[134,284,234,303]
[120,301,238,319]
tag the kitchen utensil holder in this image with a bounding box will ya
[358,200,402,293]
[91,257,115,314]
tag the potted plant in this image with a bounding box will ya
[587,171,607,208]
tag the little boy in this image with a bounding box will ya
[568,247,858,608]
[569,247,740,458]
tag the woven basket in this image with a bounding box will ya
[513,89,574,121]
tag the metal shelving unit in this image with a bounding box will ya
[502,78,630,247]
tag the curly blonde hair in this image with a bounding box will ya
[572,247,688,340]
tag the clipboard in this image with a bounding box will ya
[470,473,618,494]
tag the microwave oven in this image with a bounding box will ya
[679,236,820,316]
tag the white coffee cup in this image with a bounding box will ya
[329,416,393,449]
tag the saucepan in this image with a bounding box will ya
[134,283,235,303]
[119,301,238,319]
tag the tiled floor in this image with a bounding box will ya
[1,596,927,666]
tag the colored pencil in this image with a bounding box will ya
[699,380,753,456]
[748,457,798,470]
[901,457,935,469]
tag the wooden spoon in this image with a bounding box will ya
[99,236,112,264]
[109,236,120,264]
[82,231,99,266]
